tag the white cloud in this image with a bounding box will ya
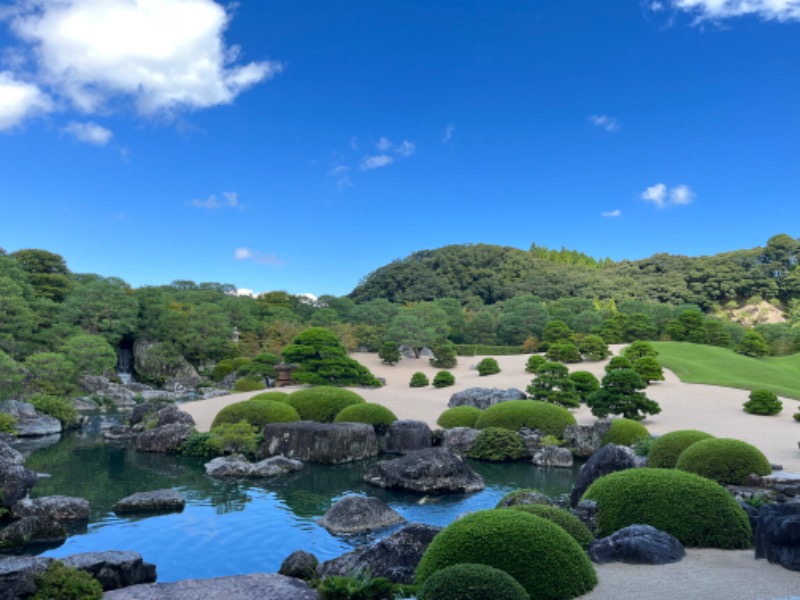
[442,123,455,144]
[641,183,695,208]
[62,120,112,145]
[190,191,242,209]
[328,164,349,176]
[376,136,393,152]
[651,1,665,10]
[234,247,251,260]
[589,114,620,132]
[359,154,394,170]
[222,191,239,208]
[4,0,282,118]
[669,183,695,205]
[0,71,52,130]
[667,0,800,21]
[234,247,284,266]
[641,183,668,208]
[602,209,622,217]
[396,140,415,157]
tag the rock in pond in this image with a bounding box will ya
[205,455,303,478]
[588,524,685,565]
[0,439,24,465]
[0,556,53,600]
[135,423,193,453]
[570,443,639,507]
[0,400,61,437]
[363,447,485,494]
[532,445,574,468]
[563,419,612,459]
[103,573,319,599]
[317,495,406,534]
[381,420,431,454]
[114,489,185,515]
[259,421,378,464]
[11,495,90,522]
[61,551,157,590]
[447,387,527,410]
[279,550,319,581]
[0,516,67,548]
[442,427,480,455]
[0,455,37,511]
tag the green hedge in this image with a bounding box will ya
[601,419,650,447]
[233,379,265,392]
[211,399,300,430]
[468,428,526,461]
[437,406,482,429]
[507,504,595,548]
[647,429,714,468]
[583,468,752,549]
[417,563,530,600]
[456,345,525,356]
[334,403,398,435]
[416,509,597,599]
[474,400,576,438]
[287,387,366,422]
[674,437,771,485]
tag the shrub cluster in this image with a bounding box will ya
[249,391,290,403]
[468,428,526,461]
[743,389,783,416]
[211,361,234,382]
[674,437,771,485]
[545,343,582,363]
[28,393,79,428]
[601,419,650,447]
[507,504,595,548]
[233,379,266,392]
[334,403,398,435]
[211,399,300,430]
[432,371,455,388]
[436,406,482,429]
[646,429,714,468]
[568,371,599,401]
[525,355,548,374]
[0,412,17,434]
[476,357,501,376]
[417,563,529,600]
[475,400,576,438]
[456,345,525,356]
[287,387,366,422]
[410,372,429,387]
[33,561,103,600]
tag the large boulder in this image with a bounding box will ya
[61,551,157,591]
[11,495,89,522]
[570,443,638,507]
[133,339,201,393]
[279,550,319,581]
[381,420,431,454]
[0,516,67,548]
[78,375,138,408]
[317,496,406,534]
[0,556,53,600]
[755,503,800,571]
[103,573,319,599]
[205,455,303,478]
[135,423,193,453]
[0,440,24,465]
[363,447,485,494]
[0,401,61,437]
[114,489,185,515]
[588,525,685,565]
[259,422,378,464]
[0,459,38,511]
[318,523,441,584]
[532,445,574,468]
[563,420,612,458]
[442,427,480,455]
[447,387,527,410]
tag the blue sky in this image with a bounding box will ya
[1,1,799,297]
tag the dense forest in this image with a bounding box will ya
[1,234,799,396]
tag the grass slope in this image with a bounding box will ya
[651,342,800,400]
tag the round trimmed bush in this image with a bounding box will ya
[418,563,530,600]
[477,357,501,376]
[674,437,771,485]
[334,402,398,435]
[432,370,455,388]
[568,370,599,401]
[743,389,783,416]
[525,355,548,374]
[647,429,715,468]
[475,400,576,438]
[249,391,290,403]
[601,419,650,447]
[287,386,366,422]
[468,428,526,461]
[410,371,430,387]
[233,378,265,392]
[437,406,482,429]
[583,468,752,549]
[211,361,234,381]
[507,504,595,548]
[211,399,300,430]
[415,509,597,599]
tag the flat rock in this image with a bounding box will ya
[532,445,574,468]
[11,495,90,522]
[260,422,378,464]
[447,387,527,410]
[114,489,185,515]
[317,496,406,534]
[0,555,53,600]
[61,551,157,590]
[135,423,193,453]
[363,447,485,494]
[381,420,431,454]
[0,401,61,437]
[588,524,685,565]
[205,455,303,478]
[0,516,67,547]
[103,573,319,599]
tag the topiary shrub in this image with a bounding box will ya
[249,391,290,403]
[545,343,582,363]
[568,371,599,402]
[583,468,752,549]
[468,428,526,461]
[28,394,78,428]
[208,420,259,455]
[287,387,366,422]
[622,341,658,361]
[476,357,501,376]
[316,574,398,600]
[647,429,715,468]
[415,509,597,599]
[334,403,398,435]
[474,400,576,438]
[674,437,771,485]
[507,504,595,548]
[211,399,300,430]
[211,361,234,382]
[378,342,401,366]
[604,356,632,373]
[601,419,650,447]
[417,563,530,600]
[33,561,103,600]
[233,378,266,392]
[525,355,547,374]
[231,357,252,370]
[432,370,455,388]
[437,406,482,429]
[633,356,664,383]
[743,389,783,416]
[410,372,429,387]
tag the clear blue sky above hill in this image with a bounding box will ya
[1,1,799,296]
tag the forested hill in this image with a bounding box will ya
[349,235,800,310]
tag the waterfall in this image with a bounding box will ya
[117,348,134,384]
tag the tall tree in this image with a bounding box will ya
[10,249,74,302]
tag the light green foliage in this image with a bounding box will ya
[29,394,78,428]
[601,419,650,447]
[62,277,138,347]
[24,352,77,395]
[432,370,455,388]
[743,389,783,415]
[0,349,24,401]
[436,406,481,429]
[545,343,582,363]
[568,371,599,402]
[674,437,771,485]
[378,342,401,365]
[62,334,117,375]
[0,412,17,434]
[316,573,400,600]
[33,561,103,600]
[633,356,664,383]
[249,391,290,403]
[647,430,715,468]
[468,427,526,461]
[410,371,429,387]
[0,276,37,351]
[334,403,398,435]
[208,420,259,455]
[430,341,458,368]
[211,399,300,430]
[236,352,281,379]
[737,330,769,357]
[211,361,234,381]
[525,355,548,373]
[475,400,576,438]
[583,468,753,549]
[417,563,530,600]
[288,387,366,422]
[476,357,501,376]
[507,504,595,548]
[233,379,265,392]
[179,431,219,457]
[578,335,609,361]
[526,362,579,408]
[415,509,597,599]
[587,368,661,421]
[622,341,659,361]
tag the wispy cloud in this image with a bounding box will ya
[326,134,415,187]
[396,140,415,157]
[234,247,284,266]
[641,183,695,208]
[62,121,113,145]
[442,123,455,144]
[0,71,52,131]
[589,114,620,132]
[669,184,694,205]
[662,0,800,22]
[376,136,393,152]
[189,191,243,209]
[602,209,622,218]
[359,154,394,171]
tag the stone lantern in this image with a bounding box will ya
[274,363,298,388]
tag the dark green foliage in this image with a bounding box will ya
[28,394,78,428]
[526,362,579,408]
[24,352,77,395]
[233,379,266,392]
[457,345,525,356]
[410,371,429,387]
[743,389,783,415]
[601,419,650,447]
[179,431,219,457]
[287,387,366,422]
[0,412,17,434]
[378,342,401,365]
[468,428,526,461]
[568,371,599,401]
[211,361,234,381]
[587,368,661,421]
[475,400,576,438]
[62,277,139,347]
[430,341,458,368]
[674,437,771,485]
[316,574,401,600]
[583,468,753,549]
[623,341,659,361]
[604,355,632,373]
[633,356,665,383]
[231,357,251,370]
[666,310,708,344]
[647,430,715,468]
[61,334,117,375]
[507,504,595,548]
[236,352,281,379]
[249,391,290,403]
[415,509,597,599]
[542,320,576,349]
[417,563,530,600]
[11,249,74,302]
[545,343,582,363]
[525,355,548,373]
[476,357,501,376]
[436,406,482,429]
[737,330,769,357]
[33,561,103,600]
[334,403,398,435]
[432,370,455,388]
[578,335,609,361]
[0,349,24,401]
[211,399,300,430]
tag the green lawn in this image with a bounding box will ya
[649,342,800,400]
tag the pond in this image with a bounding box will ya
[4,425,581,583]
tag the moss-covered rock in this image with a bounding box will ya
[674,437,771,485]
[418,563,530,600]
[287,387,366,422]
[647,429,714,469]
[468,428,526,461]
[474,400,576,438]
[437,406,482,429]
[601,419,650,447]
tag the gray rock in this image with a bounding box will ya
[570,444,638,507]
[135,423,193,453]
[532,445,574,468]
[0,401,61,437]
[518,427,545,457]
[0,555,53,600]
[105,425,137,442]
[152,404,195,428]
[363,447,485,494]
[61,551,157,590]
[755,503,800,571]
[260,422,378,464]
[588,525,685,565]
[279,550,319,581]
[11,495,89,522]
[103,573,319,599]
[447,387,527,410]
[114,489,185,515]
[0,516,67,547]
[563,420,612,458]
[571,500,599,535]
[204,455,303,478]
[496,489,553,508]
[381,420,431,454]
[442,427,480,455]
[0,460,38,511]
[0,439,24,465]
[72,397,101,411]
[317,496,406,534]
[78,376,138,408]
[318,523,441,584]
[133,339,201,393]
